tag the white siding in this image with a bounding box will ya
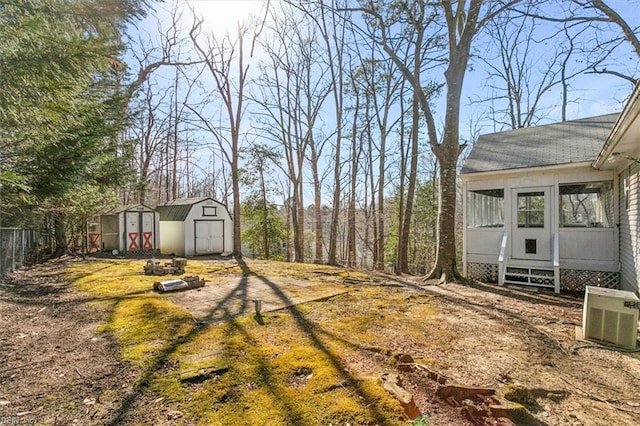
[159,221,186,256]
[463,165,618,271]
[558,228,618,270]
[619,162,640,294]
[184,199,233,256]
[466,228,504,264]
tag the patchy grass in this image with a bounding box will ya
[206,258,369,282]
[65,258,442,424]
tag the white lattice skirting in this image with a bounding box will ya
[560,269,619,292]
[467,263,498,283]
[467,263,620,291]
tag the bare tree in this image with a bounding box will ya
[478,8,591,129]
[128,78,171,204]
[288,0,351,265]
[347,69,362,268]
[187,4,269,257]
[513,0,639,85]
[350,32,404,270]
[123,4,205,205]
[350,0,516,282]
[251,4,332,263]
[319,1,350,265]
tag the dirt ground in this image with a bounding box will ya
[0,258,138,425]
[408,280,640,425]
[1,257,640,425]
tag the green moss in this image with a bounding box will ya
[148,373,187,403]
[65,259,426,424]
[97,295,194,367]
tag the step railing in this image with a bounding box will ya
[498,232,508,286]
[553,232,560,293]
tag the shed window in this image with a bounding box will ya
[560,182,613,227]
[467,189,504,228]
[517,192,544,228]
[203,206,217,217]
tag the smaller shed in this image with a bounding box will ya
[156,197,233,256]
[91,204,160,253]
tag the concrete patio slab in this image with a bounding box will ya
[167,274,348,322]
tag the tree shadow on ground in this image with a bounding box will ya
[105,257,389,425]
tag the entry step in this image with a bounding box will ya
[504,266,555,288]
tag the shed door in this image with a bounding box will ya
[125,212,140,251]
[141,212,155,250]
[511,187,552,261]
[195,220,224,254]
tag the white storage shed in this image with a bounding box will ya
[91,204,160,253]
[156,197,233,256]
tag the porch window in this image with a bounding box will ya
[560,182,613,227]
[517,191,544,228]
[467,189,504,228]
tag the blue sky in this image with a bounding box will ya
[128,0,640,201]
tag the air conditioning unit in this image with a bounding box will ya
[583,286,640,349]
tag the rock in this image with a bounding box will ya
[393,353,414,364]
[167,410,183,420]
[436,384,495,404]
[380,373,421,420]
[154,276,205,292]
[461,400,489,425]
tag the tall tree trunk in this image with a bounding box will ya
[260,161,269,259]
[430,147,459,281]
[172,66,179,200]
[347,92,360,268]
[321,1,344,266]
[231,127,242,257]
[365,91,378,269]
[164,130,170,203]
[399,94,420,274]
[292,187,304,262]
[395,80,407,274]
[376,129,385,271]
[53,211,68,257]
[312,150,323,263]
[284,193,292,262]
[427,61,467,282]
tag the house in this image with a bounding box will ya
[90,204,160,253]
[156,197,233,256]
[462,83,640,294]
[592,82,640,295]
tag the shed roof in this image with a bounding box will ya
[161,197,212,206]
[102,203,155,215]
[156,197,222,221]
[461,113,619,174]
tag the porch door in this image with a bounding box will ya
[511,187,552,261]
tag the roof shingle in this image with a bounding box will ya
[461,113,619,174]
